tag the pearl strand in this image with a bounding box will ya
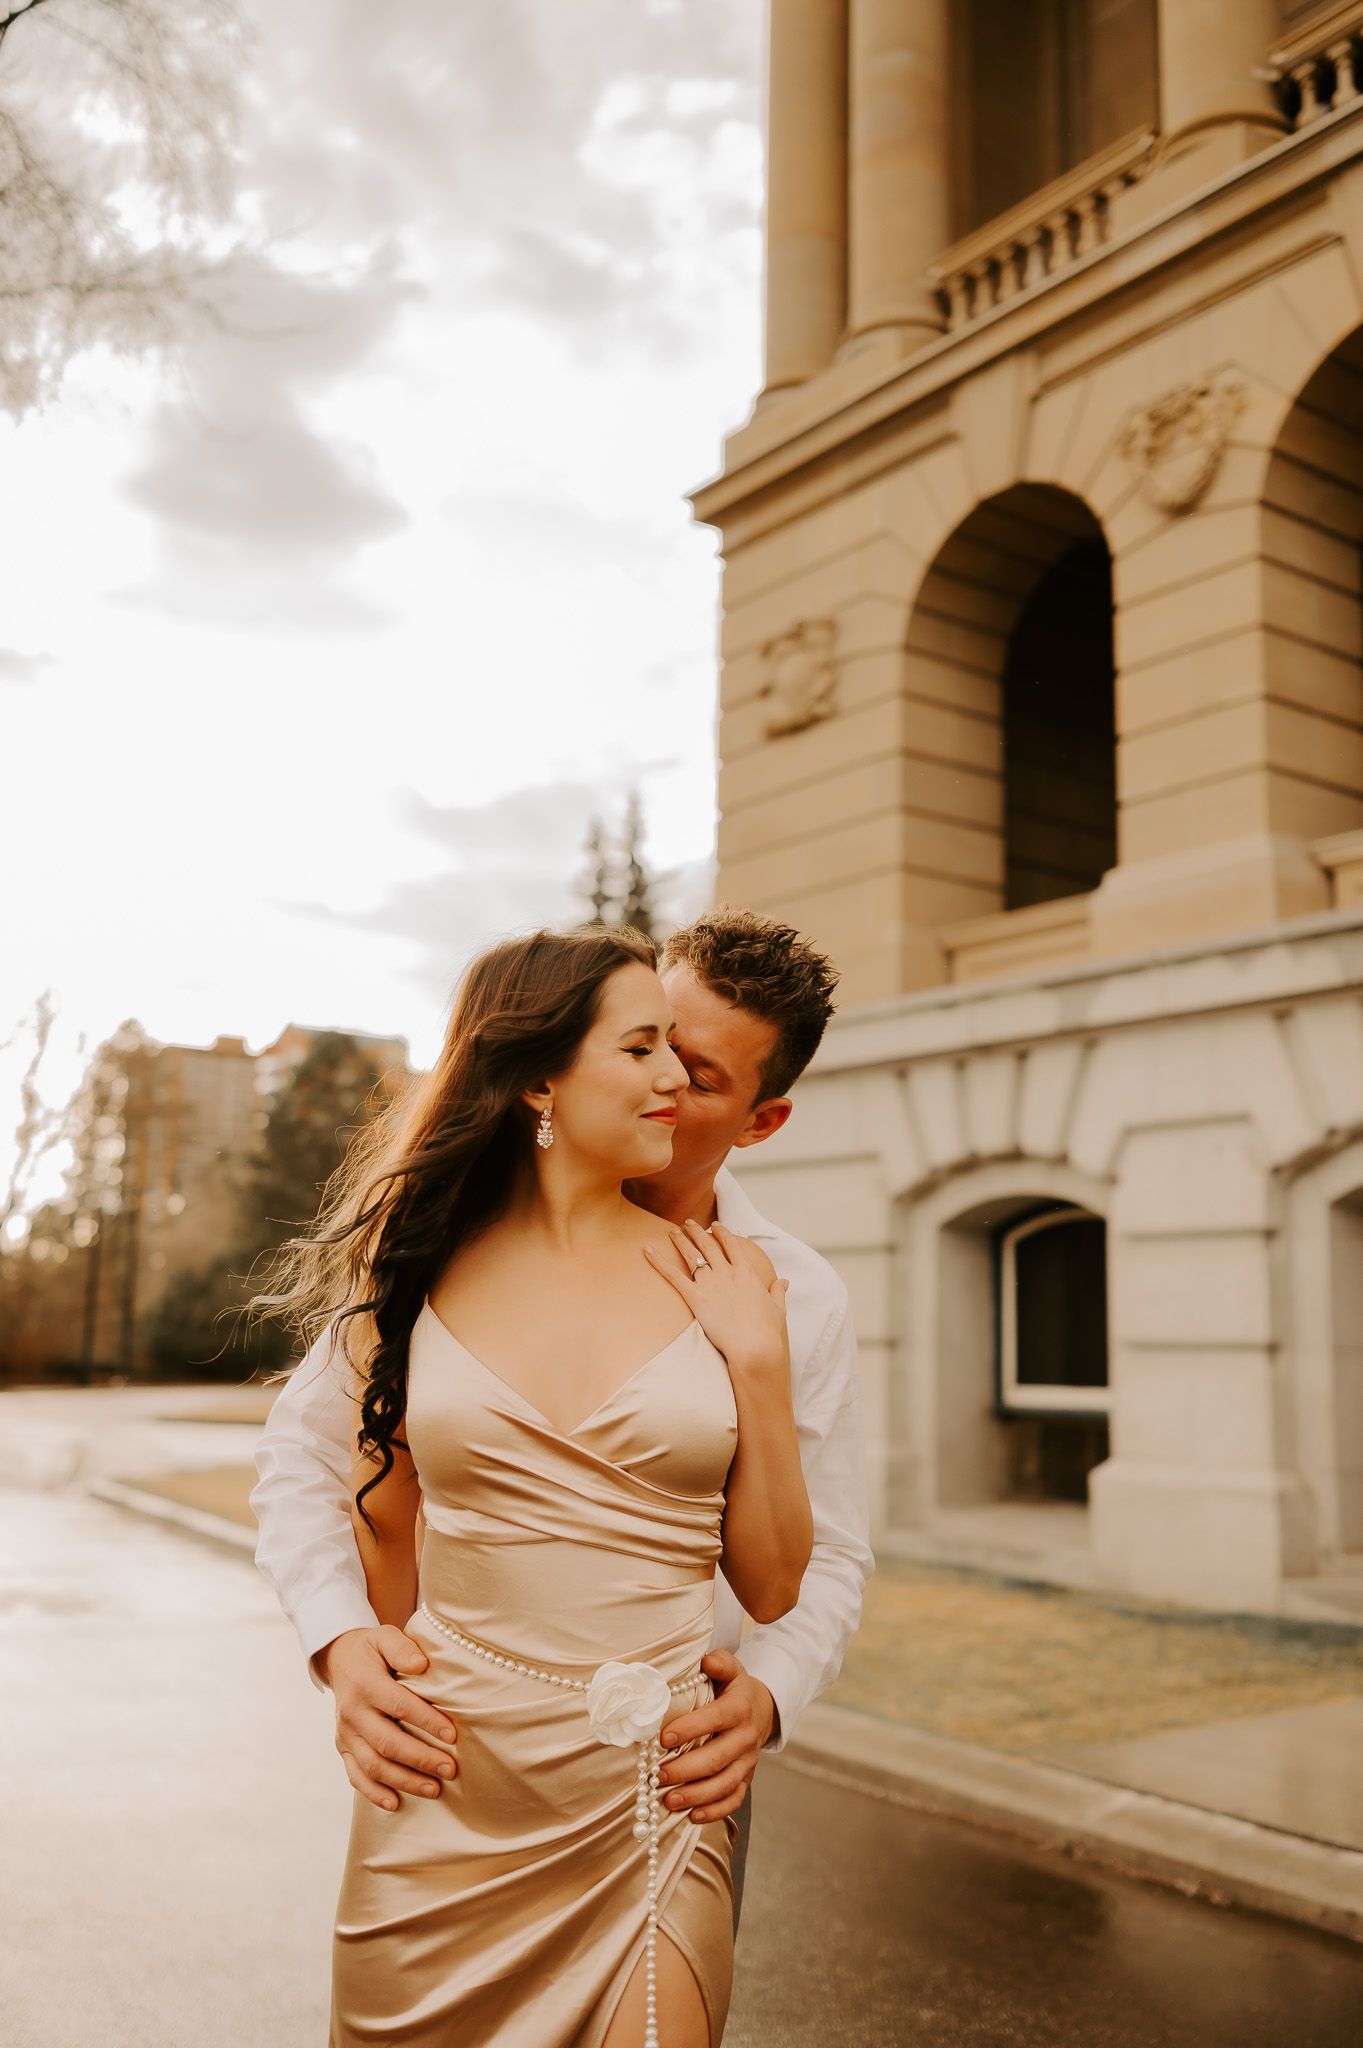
[417,1603,700,1698]
[417,1603,695,2048]
[637,1732,663,2047]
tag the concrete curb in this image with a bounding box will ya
[786,1701,1363,1945]
[90,1477,1363,1946]
[87,1477,258,1556]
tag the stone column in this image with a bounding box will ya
[1157,0,1284,168]
[763,0,849,393]
[1091,1120,1316,1608]
[843,0,950,358]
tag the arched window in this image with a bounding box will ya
[995,1202,1109,1501]
[1329,1186,1363,1553]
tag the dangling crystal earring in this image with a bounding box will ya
[536,1103,554,1149]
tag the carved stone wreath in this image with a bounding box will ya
[759,617,838,738]
[1119,372,1246,513]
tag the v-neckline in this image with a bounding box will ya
[418,1300,700,1443]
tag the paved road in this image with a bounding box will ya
[2,1484,1361,2047]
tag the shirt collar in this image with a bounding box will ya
[714,1164,778,1240]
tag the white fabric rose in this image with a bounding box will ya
[585,1660,673,1747]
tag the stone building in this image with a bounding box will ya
[696,0,1363,1616]
[118,1035,261,1362]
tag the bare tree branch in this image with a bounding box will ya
[0,2,55,57]
[0,0,246,414]
[1,991,70,1234]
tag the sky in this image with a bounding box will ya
[0,0,766,1208]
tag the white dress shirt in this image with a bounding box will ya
[249,1165,874,1753]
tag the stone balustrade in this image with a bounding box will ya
[1269,2,1363,130]
[930,128,1156,334]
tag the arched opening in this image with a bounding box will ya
[1002,540,1117,907]
[902,483,1117,969]
[1328,1185,1363,1554]
[911,1167,1111,1540]
[1260,330,1363,860]
[995,1201,1110,1502]
[1284,1140,1363,1574]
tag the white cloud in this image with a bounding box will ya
[1,0,763,1204]
[0,647,51,685]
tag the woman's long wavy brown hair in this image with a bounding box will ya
[247,924,657,1527]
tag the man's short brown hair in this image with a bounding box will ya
[661,907,840,1103]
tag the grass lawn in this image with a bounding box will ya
[826,1557,1363,1753]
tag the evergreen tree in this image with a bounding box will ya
[237,1031,387,1257]
[618,789,656,940]
[581,817,614,927]
[144,1249,254,1378]
[577,792,664,941]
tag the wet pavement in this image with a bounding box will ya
[3,1485,1362,2047]
[729,1761,1363,2047]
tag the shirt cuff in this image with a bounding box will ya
[736,1640,804,1755]
[292,1585,382,1692]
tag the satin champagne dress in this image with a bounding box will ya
[330,1300,741,2047]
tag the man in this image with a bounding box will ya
[250,908,874,1928]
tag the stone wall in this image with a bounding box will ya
[702,3,1363,1612]
[732,913,1363,1610]
[702,102,1363,1010]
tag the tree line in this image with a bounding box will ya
[0,1026,394,1383]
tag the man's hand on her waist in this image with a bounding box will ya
[654,1650,774,1823]
[317,1625,458,1813]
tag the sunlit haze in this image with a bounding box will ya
[0,0,764,1205]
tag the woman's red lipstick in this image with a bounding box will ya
[643,1108,677,1123]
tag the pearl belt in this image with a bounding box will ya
[418,1602,706,2048]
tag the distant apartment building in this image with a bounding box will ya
[135,1034,261,1306]
[91,1023,411,1375]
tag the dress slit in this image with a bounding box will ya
[579,1809,734,2048]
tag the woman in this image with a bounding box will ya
[252,925,813,2048]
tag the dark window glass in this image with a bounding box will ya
[1002,540,1117,909]
[1010,1211,1108,1390]
[953,0,1159,238]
